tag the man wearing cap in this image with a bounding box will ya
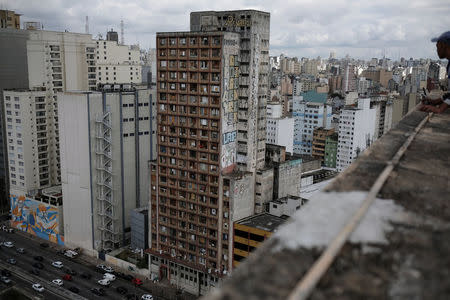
[420,31,450,113]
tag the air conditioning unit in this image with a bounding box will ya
[224,223,228,229]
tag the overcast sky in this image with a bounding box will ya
[3,0,450,60]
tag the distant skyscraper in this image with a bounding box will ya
[336,98,376,172]
[293,92,331,155]
[0,10,20,29]
[96,31,141,85]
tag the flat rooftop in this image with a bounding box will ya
[236,213,286,233]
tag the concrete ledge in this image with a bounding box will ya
[202,110,450,299]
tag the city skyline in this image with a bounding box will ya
[3,0,449,60]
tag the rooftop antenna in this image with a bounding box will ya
[120,19,124,45]
[85,16,89,34]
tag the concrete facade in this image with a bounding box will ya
[269,196,306,217]
[266,117,294,154]
[0,28,96,214]
[255,167,274,213]
[293,97,332,155]
[275,158,302,200]
[324,133,338,168]
[3,90,59,194]
[59,88,153,252]
[190,10,270,172]
[130,207,149,250]
[0,10,21,29]
[150,31,244,295]
[96,38,141,85]
[336,98,376,172]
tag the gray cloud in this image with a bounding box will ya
[5,0,450,59]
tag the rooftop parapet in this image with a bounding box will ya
[204,109,450,299]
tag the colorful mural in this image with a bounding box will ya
[10,194,64,245]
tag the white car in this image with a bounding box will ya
[52,279,63,286]
[103,266,114,273]
[52,261,63,268]
[103,273,116,281]
[97,279,110,286]
[3,241,13,248]
[65,250,78,257]
[32,283,45,292]
[141,294,154,300]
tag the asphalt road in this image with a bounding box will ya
[0,229,155,300]
[0,262,65,300]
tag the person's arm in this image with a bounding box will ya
[422,97,443,105]
[421,102,449,113]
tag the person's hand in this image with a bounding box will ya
[422,97,442,105]
[420,105,439,113]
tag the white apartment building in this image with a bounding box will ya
[1,29,96,198]
[59,88,155,251]
[357,77,371,94]
[336,98,376,172]
[293,97,331,155]
[266,104,294,154]
[3,90,59,194]
[96,38,141,85]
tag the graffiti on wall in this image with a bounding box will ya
[223,55,239,129]
[221,54,240,173]
[223,131,237,145]
[10,194,64,245]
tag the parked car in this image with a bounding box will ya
[65,250,78,257]
[16,248,25,254]
[91,287,106,296]
[3,241,13,248]
[124,274,134,281]
[132,278,143,286]
[40,242,49,248]
[33,262,44,269]
[103,266,114,273]
[96,264,106,271]
[52,279,63,286]
[0,276,11,284]
[81,272,92,279]
[62,274,72,281]
[97,279,110,286]
[32,283,44,292]
[52,261,63,268]
[68,286,80,293]
[34,256,44,262]
[103,273,116,281]
[116,286,128,295]
[30,269,40,276]
[64,268,77,276]
[1,269,11,277]
[141,295,154,300]
[7,258,16,265]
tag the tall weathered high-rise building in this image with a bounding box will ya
[149,30,258,295]
[190,10,270,173]
[148,10,270,295]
